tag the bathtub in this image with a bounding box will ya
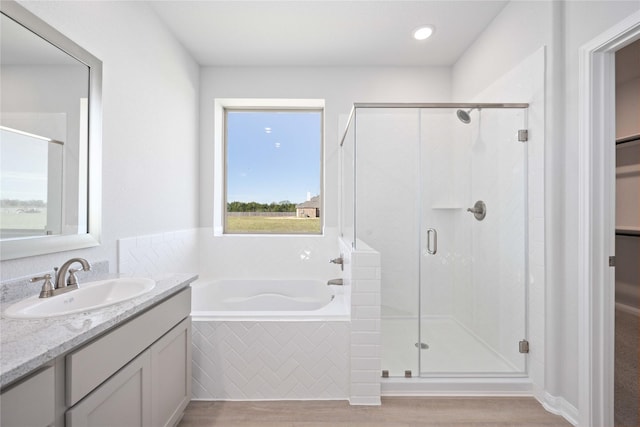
[191,278,350,321]
[190,278,350,400]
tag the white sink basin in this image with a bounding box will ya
[3,278,156,319]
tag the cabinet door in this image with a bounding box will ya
[151,317,192,427]
[0,366,55,427]
[66,350,151,427]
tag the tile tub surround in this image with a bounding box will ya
[192,321,350,400]
[342,237,382,406]
[0,272,198,388]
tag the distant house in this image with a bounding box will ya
[296,195,320,218]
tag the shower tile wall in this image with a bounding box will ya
[467,108,525,371]
[463,48,546,386]
[420,110,470,320]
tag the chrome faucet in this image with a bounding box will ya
[56,258,91,288]
[31,258,91,298]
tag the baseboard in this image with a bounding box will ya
[540,392,578,426]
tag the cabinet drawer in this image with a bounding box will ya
[1,365,55,427]
[66,287,191,406]
[66,349,151,427]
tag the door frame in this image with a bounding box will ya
[577,10,640,427]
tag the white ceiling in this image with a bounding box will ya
[148,1,509,67]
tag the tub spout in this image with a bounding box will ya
[327,278,343,286]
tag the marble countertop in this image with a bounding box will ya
[0,273,198,388]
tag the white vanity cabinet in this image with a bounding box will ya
[151,317,192,427]
[66,349,152,427]
[66,287,192,427]
[0,365,56,427]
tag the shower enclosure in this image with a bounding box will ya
[340,103,529,378]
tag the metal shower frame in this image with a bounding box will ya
[340,103,529,146]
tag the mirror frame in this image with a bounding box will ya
[0,0,102,260]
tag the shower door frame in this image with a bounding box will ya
[343,102,530,379]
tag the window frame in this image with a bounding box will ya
[214,99,325,236]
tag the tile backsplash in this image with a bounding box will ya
[117,229,199,277]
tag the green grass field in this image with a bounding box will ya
[226,216,321,234]
[0,209,47,229]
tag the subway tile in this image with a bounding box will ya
[350,357,381,371]
[354,306,381,320]
[352,252,381,267]
[350,344,380,358]
[351,319,380,332]
[352,280,380,293]
[351,332,380,345]
[350,383,381,397]
[350,370,381,383]
[351,292,381,306]
[352,267,380,280]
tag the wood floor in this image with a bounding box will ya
[178,397,573,426]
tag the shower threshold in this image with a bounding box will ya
[380,376,533,397]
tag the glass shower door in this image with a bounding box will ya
[355,108,421,377]
[419,107,528,376]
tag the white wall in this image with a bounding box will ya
[198,67,450,281]
[452,0,640,417]
[1,0,200,281]
[561,0,640,412]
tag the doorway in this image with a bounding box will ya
[578,10,640,427]
[613,39,640,427]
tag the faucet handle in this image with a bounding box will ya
[67,268,81,286]
[30,273,52,283]
[31,274,55,298]
[330,255,344,271]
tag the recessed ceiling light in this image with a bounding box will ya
[413,25,434,41]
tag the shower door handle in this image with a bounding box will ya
[426,228,437,255]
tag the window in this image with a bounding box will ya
[219,100,323,235]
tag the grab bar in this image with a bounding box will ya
[426,228,437,255]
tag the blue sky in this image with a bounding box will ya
[226,110,321,205]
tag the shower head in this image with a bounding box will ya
[456,108,474,124]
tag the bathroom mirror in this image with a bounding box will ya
[0,1,102,260]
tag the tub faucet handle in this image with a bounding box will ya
[330,254,344,271]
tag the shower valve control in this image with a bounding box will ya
[467,200,487,221]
